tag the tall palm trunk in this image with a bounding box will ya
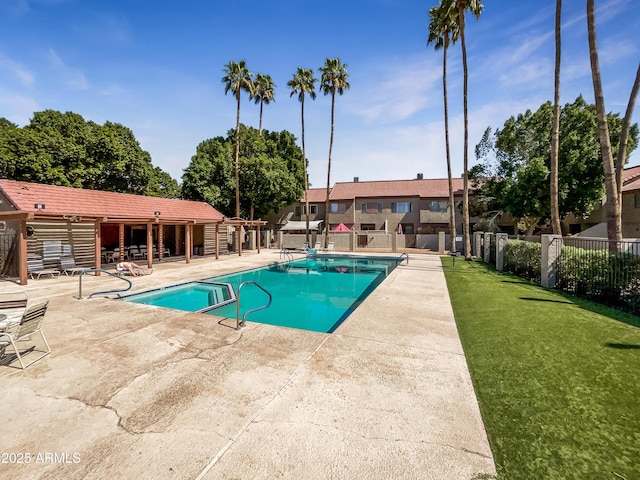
[443,40,457,253]
[324,90,336,249]
[586,0,621,243]
[550,0,562,235]
[258,100,264,134]
[458,4,471,259]
[234,93,241,220]
[616,64,640,205]
[302,95,311,244]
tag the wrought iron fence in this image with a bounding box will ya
[556,237,640,316]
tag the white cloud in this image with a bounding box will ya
[47,48,89,91]
[0,53,35,87]
[346,56,443,123]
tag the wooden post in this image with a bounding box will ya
[185,224,192,264]
[237,226,242,256]
[158,224,164,260]
[118,223,125,262]
[146,222,153,269]
[257,223,261,253]
[94,219,102,274]
[18,219,28,285]
[175,226,181,256]
[215,223,220,260]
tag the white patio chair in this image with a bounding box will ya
[0,301,50,369]
[27,258,60,279]
[60,256,87,276]
[0,291,28,330]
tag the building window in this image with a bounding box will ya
[399,224,414,234]
[360,223,376,231]
[392,202,412,213]
[429,200,448,213]
[330,203,346,214]
[295,204,318,216]
[361,202,382,214]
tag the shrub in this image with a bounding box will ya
[503,239,541,283]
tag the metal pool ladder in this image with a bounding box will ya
[236,281,272,330]
[77,269,133,299]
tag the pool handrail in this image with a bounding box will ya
[78,269,133,299]
[279,248,294,261]
[236,281,272,330]
[399,252,409,264]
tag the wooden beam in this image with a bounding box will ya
[18,219,28,285]
[185,224,192,264]
[0,211,34,220]
[146,222,153,269]
[94,219,102,275]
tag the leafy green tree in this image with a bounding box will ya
[252,73,275,135]
[0,110,179,197]
[472,96,638,235]
[222,60,255,219]
[319,57,349,248]
[288,67,317,244]
[428,2,459,252]
[181,136,235,211]
[182,125,304,220]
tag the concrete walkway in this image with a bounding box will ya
[1,252,495,479]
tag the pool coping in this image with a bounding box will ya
[1,251,496,479]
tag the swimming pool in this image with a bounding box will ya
[124,254,403,333]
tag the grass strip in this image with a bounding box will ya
[442,257,640,480]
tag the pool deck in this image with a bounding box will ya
[1,251,495,479]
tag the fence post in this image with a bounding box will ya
[392,232,398,253]
[438,231,445,254]
[474,232,483,257]
[541,234,563,288]
[483,232,493,262]
[495,233,508,271]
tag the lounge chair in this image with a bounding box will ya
[327,242,335,252]
[27,258,60,279]
[0,291,28,330]
[0,301,50,369]
[59,256,86,276]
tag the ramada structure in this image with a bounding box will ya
[0,179,266,285]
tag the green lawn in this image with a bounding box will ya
[441,257,640,480]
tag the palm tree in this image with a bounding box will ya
[288,68,318,244]
[586,0,620,243]
[550,0,562,235]
[222,60,254,220]
[252,73,276,135]
[319,58,350,249]
[447,0,483,259]
[428,2,460,253]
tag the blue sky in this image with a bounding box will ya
[1,0,638,188]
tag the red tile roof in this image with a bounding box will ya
[0,179,224,222]
[622,165,640,192]
[301,188,328,203]
[329,177,465,200]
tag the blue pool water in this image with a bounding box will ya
[124,255,402,333]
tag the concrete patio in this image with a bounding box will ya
[1,251,495,479]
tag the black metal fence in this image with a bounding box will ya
[556,237,640,316]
